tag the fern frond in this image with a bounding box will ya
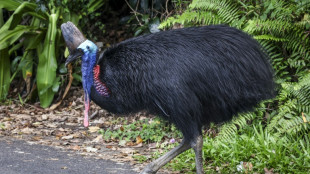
[244,19,295,35]
[159,10,222,28]
[217,109,264,141]
[253,35,288,42]
[189,0,241,27]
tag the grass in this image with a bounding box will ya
[158,123,310,173]
[100,117,310,173]
[99,117,182,144]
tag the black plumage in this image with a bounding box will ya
[91,25,274,139]
[62,23,275,174]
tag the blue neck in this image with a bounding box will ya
[81,52,97,101]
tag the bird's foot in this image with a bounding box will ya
[139,164,157,174]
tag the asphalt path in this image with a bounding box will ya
[0,137,138,174]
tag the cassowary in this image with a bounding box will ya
[61,22,275,174]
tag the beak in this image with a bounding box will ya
[65,49,84,66]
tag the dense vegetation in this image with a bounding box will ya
[0,0,106,107]
[1,0,309,173]
[158,0,310,173]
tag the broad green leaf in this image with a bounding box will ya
[7,2,37,30]
[0,9,11,100]
[24,30,45,50]
[0,48,10,101]
[0,1,46,35]
[0,25,38,50]
[36,12,59,108]
[24,17,45,50]
[0,0,21,11]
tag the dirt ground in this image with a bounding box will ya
[0,87,179,174]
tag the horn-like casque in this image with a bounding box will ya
[61,22,86,53]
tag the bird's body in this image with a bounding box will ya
[90,25,274,139]
[61,23,275,174]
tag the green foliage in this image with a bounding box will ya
[160,0,310,139]
[267,72,310,136]
[0,9,11,101]
[0,0,106,107]
[156,0,310,172]
[99,118,182,144]
[151,123,310,173]
[161,0,310,81]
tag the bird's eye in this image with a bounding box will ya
[86,46,90,50]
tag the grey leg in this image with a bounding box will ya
[140,139,191,174]
[191,135,204,174]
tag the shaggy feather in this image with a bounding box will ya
[90,25,275,140]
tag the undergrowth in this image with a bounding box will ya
[99,117,182,144]
[153,122,310,173]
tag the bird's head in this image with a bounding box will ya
[61,22,98,128]
[61,22,98,66]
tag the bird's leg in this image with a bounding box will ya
[140,139,191,174]
[190,135,204,174]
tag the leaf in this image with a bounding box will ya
[21,50,34,80]
[136,135,143,144]
[72,73,82,82]
[52,81,60,93]
[59,64,67,74]
[0,48,10,100]
[88,126,100,133]
[85,146,98,152]
[8,2,37,30]
[24,30,45,50]
[0,0,21,11]
[0,9,10,101]
[0,25,38,50]
[36,12,59,108]
[61,135,74,140]
[87,0,105,13]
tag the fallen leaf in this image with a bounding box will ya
[61,135,74,140]
[41,114,48,121]
[243,162,253,173]
[106,145,113,149]
[88,126,100,133]
[126,141,135,146]
[85,146,98,152]
[32,122,42,127]
[264,168,274,174]
[136,136,143,144]
[21,127,34,134]
[31,136,42,141]
[46,123,57,128]
[69,145,81,150]
[92,135,103,143]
